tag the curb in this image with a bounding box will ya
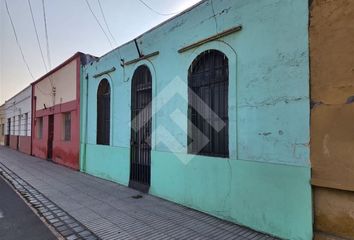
[0,163,100,240]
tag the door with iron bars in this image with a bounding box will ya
[47,115,54,160]
[129,65,152,192]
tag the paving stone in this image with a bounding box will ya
[73,226,85,232]
[57,212,66,217]
[45,214,54,220]
[60,215,70,220]
[61,229,75,237]
[66,234,78,240]
[57,225,69,232]
[0,146,274,240]
[64,218,75,224]
[78,230,91,237]
[53,221,65,227]
[48,218,59,224]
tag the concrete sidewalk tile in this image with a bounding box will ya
[0,146,274,240]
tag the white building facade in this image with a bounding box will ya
[4,85,32,154]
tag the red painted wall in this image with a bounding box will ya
[53,107,80,169]
[9,135,18,150]
[31,56,81,170]
[32,100,80,170]
[32,114,49,160]
[19,136,31,155]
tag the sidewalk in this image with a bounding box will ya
[0,146,275,240]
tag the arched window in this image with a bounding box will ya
[97,79,110,145]
[188,50,229,157]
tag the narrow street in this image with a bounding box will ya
[0,176,56,240]
[0,146,273,240]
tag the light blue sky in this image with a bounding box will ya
[0,0,201,104]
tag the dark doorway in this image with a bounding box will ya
[5,118,10,146]
[129,65,152,192]
[47,115,54,160]
[96,79,111,145]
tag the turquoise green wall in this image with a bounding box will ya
[84,144,130,185]
[80,0,312,239]
[150,151,312,239]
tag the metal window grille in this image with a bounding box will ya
[18,115,21,136]
[188,50,229,158]
[63,112,71,141]
[96,79,111,145]
[38,117,43,139]
[7,118,11,135]
[24,113,28,136]
[12,117,15,135]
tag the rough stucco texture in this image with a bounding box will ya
[310,0,354,238]
[310,0,354,189]
[81,0,312,239]
[314,187,354,240]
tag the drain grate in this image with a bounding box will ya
[0,163,100,240]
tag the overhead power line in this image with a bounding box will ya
[41,0,55,88]
[42,0,52,70]
[137,0,180,16]
[84,0,113,48]
[28,0,48,72]
[4,0,35,80]
[97,0,117,45]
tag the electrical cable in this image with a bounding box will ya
[84,0,113,48]
[97,0,117,44]
[84,0,123,68]
[137,0,180,16]
[28,0,48,72]
[41,0,55,88]
[42,0,52,70]
[4,0,35,80]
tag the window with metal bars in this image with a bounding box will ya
[97,79,111,145]
[63,112,71,141]
[188,50,229,158]
[7,118,11,135]
[12,117,15,135]
[18,115,21,136]
[37,117,43,139]
[24,113,28,136]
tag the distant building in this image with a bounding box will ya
[0,104,5,145]
[3,86,32,154]
[31,52,96,170]
[80,0,312,239]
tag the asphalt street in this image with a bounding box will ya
[0,176,56,240]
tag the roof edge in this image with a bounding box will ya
[100,0,207,59]
[3,85,32,104]
[31,52,96,86]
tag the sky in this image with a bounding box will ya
[0,0,201,105]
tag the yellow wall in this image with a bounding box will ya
[310,0,354,238]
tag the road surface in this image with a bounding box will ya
[0,176,56,240]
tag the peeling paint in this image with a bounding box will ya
[240,96,305,108]
[258,132,272,136]
[322,134,330,157]
[345,95,354,104]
